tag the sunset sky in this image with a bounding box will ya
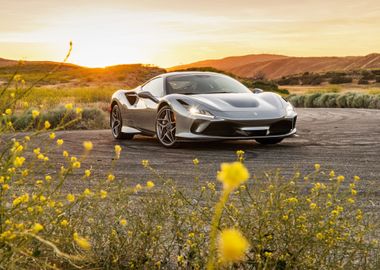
[1,0,379,67]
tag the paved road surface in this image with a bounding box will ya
[50,108,379,198]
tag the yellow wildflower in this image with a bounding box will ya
[32,110,40,119]
[56,139,64,146]
[32,223,44,233]
[73,232,91,250]
[146,181,155,188]
[310,203,317,210]
[83,141,93,151]
[72,161,81,169]
[44,120,51,129]
[83,188,92,197]
[120,219,127,226]
[84,169,91,177]
[5,108,12,115]
[337,175,345,182]
[217,162,249,192]
[76,107,82,114]
[193,158,199,165]
[63,150,69,157]
[60,220,69,227]
[65,103,73,110]
[218,228,249,264]
[49,132,56,139]
[135,184,143,191]
[13,156,25,167]
[33,148,41,155]
[354,175,360,181]
[66,194,75,202]
[314,163,321,170]
[107,174,115,181]
[142,159,149,167]
[316,233,324,240]
[114,145,122,158]
[100,190,107,199]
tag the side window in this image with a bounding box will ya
[142,77,164,97]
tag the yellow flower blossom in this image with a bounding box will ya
[310,203,317,210]
[316,233,324,240]
[348,198,355,204]
[32,110,40,119]
[114,145,122,158]
[218,228,249,264]
[63,150,69,157]
[73,232,91,250]
[5,108,12,115]
[13,156,25,167]
[45,175,52,182]
[193,158,199,165]
[33,148,41,155]
[337,175,345,182]
[142,159,149,167]
[120,219,127,226]
[351,189,357,196]
[32,223,44,233]
[217,162,249,192]
[60,220,69,227]
[66,194,75,202]
[135,184,143,191]
[44,120,51,129]
[354,175,360,181]
[146,181,155,188]
[65,103,73,110]
[49,132,56,139]
[84,169,91,177]
[72,161,81,169]
[83,141,93,151]
[100,190,107,199]
[56,139,64,146]
[76,107,82,114]
[107,174,115,181]
[314,163,321,170]
[83,188,92,197]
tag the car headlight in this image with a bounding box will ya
[185,105,215,118]
[285,102,295,116]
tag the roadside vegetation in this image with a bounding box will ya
[287,92,380,109]
[0,49,379,269]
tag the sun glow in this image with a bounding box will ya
[0,1,379,67]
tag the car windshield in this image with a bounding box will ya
[166,74,251,95]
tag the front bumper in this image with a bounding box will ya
[176,114,297,141]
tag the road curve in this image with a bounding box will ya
[51,108,380,196]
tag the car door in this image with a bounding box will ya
[135,77,164,132]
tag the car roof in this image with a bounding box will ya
[156,71,227,79]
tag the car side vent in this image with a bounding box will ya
[125,92,138,105]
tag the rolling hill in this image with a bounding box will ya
[170,53,380,79]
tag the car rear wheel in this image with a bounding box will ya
[255,137,284,145]
[111,104,134,140]
[156,106,178,147]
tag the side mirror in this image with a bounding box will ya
[137,91,159,103]
[250,88,264,94]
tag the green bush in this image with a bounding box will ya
[288,92,380,109]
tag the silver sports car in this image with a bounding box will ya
[110,72,297,147]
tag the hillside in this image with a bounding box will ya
[0,59,165,88]
[170,53,380,79]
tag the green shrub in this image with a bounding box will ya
[330,76,353,84]
[358,78,369,85]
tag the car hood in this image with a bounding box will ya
[186,93,286,119]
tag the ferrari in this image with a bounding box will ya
[110,72,297,147]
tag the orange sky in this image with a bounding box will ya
[0,0,379,67]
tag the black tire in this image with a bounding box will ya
[155,106,179,148]
[255,137,284,145]
[111,104,134,140]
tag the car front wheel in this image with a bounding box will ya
[156,106,178,147]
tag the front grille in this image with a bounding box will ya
[269,120,293,135]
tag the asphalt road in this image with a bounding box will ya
[52,108,380,195]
